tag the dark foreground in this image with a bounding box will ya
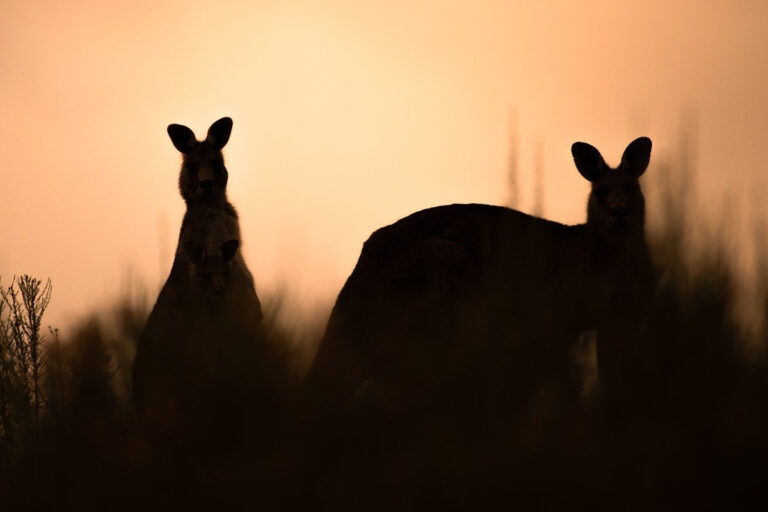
[2,245,768,511]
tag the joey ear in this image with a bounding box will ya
[620,137,652,177]
[183,241,204,264]
[571,142,607,182]
[167,124,197,154]
[205,117,233,150]
[220,239,240,262]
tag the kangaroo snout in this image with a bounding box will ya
[198,164,214,189]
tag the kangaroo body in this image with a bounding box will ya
[306,138,654,418]
[133,207,262,440]
[132,118,263,446]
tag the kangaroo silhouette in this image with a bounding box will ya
[132,118,263,446]
[168,116,234,208]
[305,137,654,419]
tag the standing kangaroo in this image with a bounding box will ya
[305,137,654,419]
[162,117,252,284]
[132,118,264,444]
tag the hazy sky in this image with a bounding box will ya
[1,1,767,330]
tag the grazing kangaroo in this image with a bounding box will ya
[305,137,654,420]
[132,118,264,445]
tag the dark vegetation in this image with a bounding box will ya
[2,164,768,510]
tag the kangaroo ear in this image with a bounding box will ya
[620,137,652,177]
[183,241,204,264]
[220,239,240,262]
[571,142,607,182]
[206,117,233,150]
[167,124,197,154]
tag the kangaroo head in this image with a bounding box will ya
[183,238,240,303]
[572,137,651,239]
[168,117,233,204]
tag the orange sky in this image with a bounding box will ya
[1,1,767,330]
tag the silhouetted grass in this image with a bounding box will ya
[0,284,306,509]
[2,170,768,510]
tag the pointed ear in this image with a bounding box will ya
[220,239,240,262]
[167,124,197,154]
[183,241,204,264]
[571,142,607,182]
[620,137,652,177]
[205,117,233,150]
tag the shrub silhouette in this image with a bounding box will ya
[0,276,51,469]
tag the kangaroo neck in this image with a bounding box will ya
[552,224,647,328]
[185,194,232,211]
[585,224,646,263]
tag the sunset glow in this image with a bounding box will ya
[2,0,767,330]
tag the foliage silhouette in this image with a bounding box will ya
[0,276,51,470]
